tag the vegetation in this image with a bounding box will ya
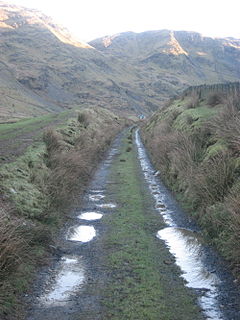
[142,83,240,278]
[0,108,125,319]
[101,130,203,320]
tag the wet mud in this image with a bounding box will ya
[135,129,240,320]
[26,134,122,320]
[26,129,240,320]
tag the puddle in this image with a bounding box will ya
[40,256,85,306]
[157,227,222,319]
[67,225,96,242]
[134,129,234,319]
[90,189,104,193]
[78,211,103,221]
[96,203,117,209]
[89,194,105,201]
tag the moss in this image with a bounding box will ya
[204,140,228,160]
[173,106,217,131]
[0,145,50,219]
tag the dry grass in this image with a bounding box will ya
[0,203,27,278]
[142,89,240,277]
[43,108,124,211]
[0,107,125,318]
[224,187,240,272]
[185,93,200,109]
[48,151,90,209]
[206,99,240,155]
[192,152,235,207]
[207,92,224,107]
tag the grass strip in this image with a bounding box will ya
[101,130,203,320]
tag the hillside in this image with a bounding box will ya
[0,2,150,121]
[1,2,240,122]
[91,30,240,95]
[142,82,240,277]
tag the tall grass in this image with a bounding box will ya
[0,203,27,278]
[142,90,240,278]
[0,107,125,318]
[44,108,124,210]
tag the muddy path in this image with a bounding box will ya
[25,128,240,320]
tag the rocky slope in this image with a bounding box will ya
[1,2,240,121]
[91,30,240,97]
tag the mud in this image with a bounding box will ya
[135,129,240,320]
[26,132,123,320]
[25,129,240,320]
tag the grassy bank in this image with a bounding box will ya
[101,129,203,320]
[142,85,240,278]
[0,107,125,319]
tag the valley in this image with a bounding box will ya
[1,1,240,319]
[1,2,240,122]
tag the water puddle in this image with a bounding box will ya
[40,256,85,306]
[67,225,96,242]
[157,227,222,319]
[89,194,105,201]
[134,129,238,319]
[90,189,104,193]
[96,203,117,209]
[78,211,103,221]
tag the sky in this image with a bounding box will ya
[3,0,240,42]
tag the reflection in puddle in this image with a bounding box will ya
[67,225,96,242]
[97,203,117,209]
[89,194,105,201]
[40,256,84,306]
[78,211,103,221]
[157,227,222,320]
[135,130,226,319]
[90,189,104,194]
[135,130,175,226]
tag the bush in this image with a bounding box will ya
[43,128,63,156]
[207,92,224,107]
[77,111,90,127]
[192,152,235,207]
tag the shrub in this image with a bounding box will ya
[207,92,224,107]
[43,128,62,155]
[77,111,90,127]
[48,151,90,209]
[185,93,199,109]
[190,151,235,209]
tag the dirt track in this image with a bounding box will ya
[25,129,240,320]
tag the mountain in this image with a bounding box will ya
[0,2,240,122]
[0,2,147,121]
[91,30,240,96]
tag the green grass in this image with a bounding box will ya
[101,130,203,320]
[204,140,228,160]
[172,106,217,131]
[0,111,71,140]
[0,144,50,219]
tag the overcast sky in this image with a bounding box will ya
[3,0,240,42]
